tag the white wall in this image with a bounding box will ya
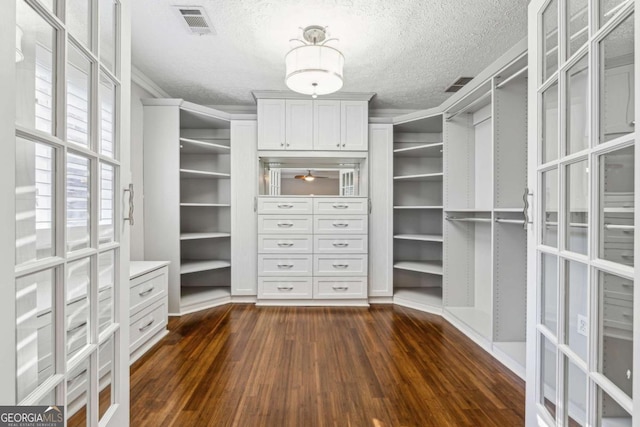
[130,81,155,260]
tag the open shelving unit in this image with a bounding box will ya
[442,57,528,377]
[143,100,233,315]
[178,108,232,313]
[392,114,444,314]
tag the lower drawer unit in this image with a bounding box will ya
[259,254,313,276]
[313,277,367,299]
[129,300,168,354]
[258,277,313,299]
[314,254,368,276]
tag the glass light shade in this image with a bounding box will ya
[285,45,344,95]
[16,26,24,62]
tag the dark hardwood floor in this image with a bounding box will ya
[130,304,525,426]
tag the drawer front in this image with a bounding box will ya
[259,235,313,254]
[129,301,167,353]
[314,235,368,254]
[258,198,312,215]
[259,215,313,234]
[258,255,313,276]
[130,269,167,315]
[313,277,367,299]
[314,255,368,276]
[314,215,368,234]
[313,198,368,215]
[258,277,313,299]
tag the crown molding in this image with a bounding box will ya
[131,65,171,98]
[252,90,376,102]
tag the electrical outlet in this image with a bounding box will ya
[577,314,588,337]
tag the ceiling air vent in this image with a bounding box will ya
[174,6,215,35]
[445,77,473,93]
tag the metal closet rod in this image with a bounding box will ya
[446,216,492,223]
[495,66,528,89]
[445,90,492,122]
[495,218,526,225]
[604,223,635,231]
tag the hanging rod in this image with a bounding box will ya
[495,66,528,89]
[445,90,491,122]
[446,217,492,223]
[544,221,588,228]
[495,218,526,225]
[604,224,635,231]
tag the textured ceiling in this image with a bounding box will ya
[131,0,529,110]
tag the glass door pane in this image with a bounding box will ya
[600,0,630,27]
[543,82,559,163]
[99,0,117,72]
[568,0,588,56]
[566,260,588,359]
[598,145,634,266]
[542,253,559,332]
[67,45,91,148]
[597,386,632,425]
[567,56,589,154]
[541,334,558,420]
[67,153,91,252]
[67,258,90,361]
[565,358,587,426]
[99,163,115,245]
[67,0,91,48]
[566,160,589,254]
[543,0,560,81]
[543,168,559,246]
[599,13,634,144]
[100,74,116,158]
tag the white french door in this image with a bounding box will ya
[527,0,639,426]
[1,0,131,425]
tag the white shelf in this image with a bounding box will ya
[394,287,443,308]
[603,207,634,214]
[394,234,443,242]
[180,203,230,207]
[180,286,231,310]
[180,232,230,241]
[393,172,443,182]
[393,142,443,157]
[393,260,443,275]
[445,208,492,212]
[446,306,492,339]
[180,169,230,179]
[394,205,443,210]
[493,208,523,213]
[179,137,230,154]
[180,260,231,274]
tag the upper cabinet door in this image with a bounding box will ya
[313,100,341,150]
[341,101,369,151]
[285,100,313,150]
[258,99,286,150]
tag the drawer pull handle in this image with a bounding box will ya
[139,318,155,331]
[332,286,349,291]
[277,204,294,209]
[277,263,294,269]
[277,286,294,291]
[138,286,155,297]
[332,204,349,209]
[332,242,349,247]
[332,222,349,228]
[277,222,294,228]
[332,263,349,269]
[68,321,88,333]
[68,368,88,384]
[277,242,294,247]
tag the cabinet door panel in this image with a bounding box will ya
[285,100,313,150]
[341,101,368,151]
[313,100,341,150]
[258,99,286,150]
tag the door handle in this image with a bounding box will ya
[124,183,134,225]
[523,187,533,230]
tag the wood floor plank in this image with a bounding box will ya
[130,304,525,426]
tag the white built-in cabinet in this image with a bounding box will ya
[256,95,370,151]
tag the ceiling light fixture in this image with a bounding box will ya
[15,26,24,63]
[285,25,344,98]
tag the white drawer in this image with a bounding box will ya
[314,254,368,276]
[314,215,368,234]
[314,235,368,254]
[259,235,313,254]
[130,268,167,315]
[259,215,313,234]
[129,300,167,354]
[258,277,313,299]
[258,198,312,215]
[313,198,368,215]
[313,277,367,299]
[258,255,313,276]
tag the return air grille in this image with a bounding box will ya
[175,6,215,35]
[445,77,474,93]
